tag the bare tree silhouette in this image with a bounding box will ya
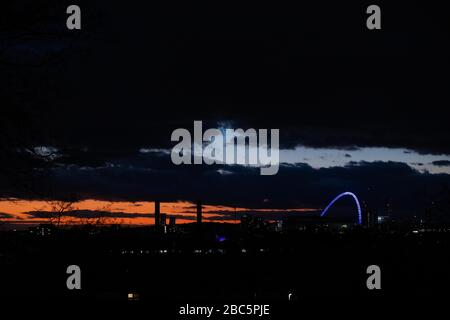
[47,199,76,227]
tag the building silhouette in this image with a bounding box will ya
[154,200,160,227]
[160,214,167,226]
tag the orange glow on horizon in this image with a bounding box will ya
[0,198,318,226]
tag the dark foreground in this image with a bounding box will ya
[1,224,450,316]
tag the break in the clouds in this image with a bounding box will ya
[142,145,450,175]
[280,146,450,174]
[44,155,450,216]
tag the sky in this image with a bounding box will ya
[1,1,450,226]
[142,144,450,175]
[0,198,318,228]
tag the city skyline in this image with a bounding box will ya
[1,1,450,308]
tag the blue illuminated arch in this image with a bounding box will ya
[320,192,362,225]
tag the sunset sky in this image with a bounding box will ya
[0,199,318,227]
[1,2,449,228]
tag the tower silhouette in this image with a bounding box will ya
[154,200,160,227]
[197,200,202,224]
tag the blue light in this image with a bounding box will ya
[320,192,362,225]
[216,235,226,242]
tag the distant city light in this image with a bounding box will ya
[128,293,139,300]
[217,236,226,242]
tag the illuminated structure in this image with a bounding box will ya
[320,192,362,225]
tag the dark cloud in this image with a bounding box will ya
[34,151,450,218]
[0,212,14,219]
[203,209,321,222]
[26,210,150,219]
[432,160,450,167]
[23,208,320,222]
[2,2,450,159]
